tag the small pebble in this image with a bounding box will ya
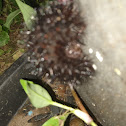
[28,111,33,116]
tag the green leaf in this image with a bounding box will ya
[20,79,52,108]
[4,9,21,29]
[0,49,4,56]
[42,112,70,126]
[42,117,60,126]
[0,31,10,47]
[15,0,36,29]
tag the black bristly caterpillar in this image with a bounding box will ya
[23,0,95,85]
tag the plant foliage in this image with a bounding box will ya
[0,31,10,47]
[15,0,36,29]
[20,79,97,126]
[20,79,52,108]
[4,9,21,29]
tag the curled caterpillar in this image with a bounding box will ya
[23,0,95,85]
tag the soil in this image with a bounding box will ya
[8,99,51,126]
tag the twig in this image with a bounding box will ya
[69,83,97,126]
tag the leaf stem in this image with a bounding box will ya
[51,101,75,112]
[69,83,88,113]
[69,84,97,126]
[51,101,97,126]
[90,121,98,126]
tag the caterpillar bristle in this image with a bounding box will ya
[23,0,95,85]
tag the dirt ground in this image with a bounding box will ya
[8,99,51,126]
